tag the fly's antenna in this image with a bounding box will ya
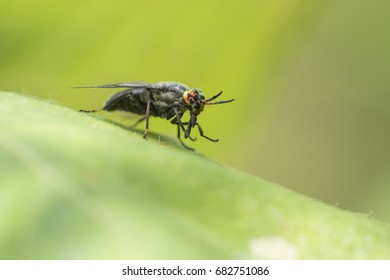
[204,91,235,105]
[206,99,235,105]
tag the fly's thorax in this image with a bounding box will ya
[182,88,205,116]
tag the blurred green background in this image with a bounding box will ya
[1,0,389,223]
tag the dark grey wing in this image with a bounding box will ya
[73,82,155,88]
[72,81,162,90]
[72,81,189,94]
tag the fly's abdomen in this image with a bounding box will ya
[103,89,150,115]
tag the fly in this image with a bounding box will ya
[76,81,234,150]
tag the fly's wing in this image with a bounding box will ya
[72,81,158,89]
[73,81,188,94]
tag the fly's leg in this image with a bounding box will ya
[171,109,196,141]
[184,122,192,140]
[172,108,186,134]
[171,108,195,150]
[173,122,196,142]
[131,116,146,128]
[143,100,151,139]
[176,122,194,151]
[79,108,103,113]
[180,121,218,143]
[129,116,146,133]
[184,114,197,140]
[195,123,219,142]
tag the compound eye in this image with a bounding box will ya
[183,89,199,105]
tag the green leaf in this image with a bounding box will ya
[0,92,389,259]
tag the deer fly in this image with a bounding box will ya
[77,81,234,150]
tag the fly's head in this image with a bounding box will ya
[182,88,205,116]
[183,88,235,117]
